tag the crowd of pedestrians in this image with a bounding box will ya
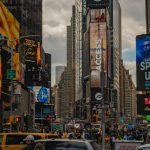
[21,122,150,150]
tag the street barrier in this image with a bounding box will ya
[113,140,144,150]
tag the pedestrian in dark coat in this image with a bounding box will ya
[22,135,35,150]
[34,143,45,150]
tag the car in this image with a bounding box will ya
[138,144,150,150]
[0,132,58,150]
[34,138,101,150]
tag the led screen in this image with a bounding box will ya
[137,94,150,115]
[90,9,107,88]
[136,34,150,92]
[28,86,50,103]
[86,0,109,9]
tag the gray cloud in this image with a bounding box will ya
[119,0,146,85]
[119,0,146,50]
[119,0,145,23]
[43,0,74,85]
[43,36,66,65]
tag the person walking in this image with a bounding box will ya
[22,135,35,150]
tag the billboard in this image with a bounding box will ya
[86,0,109,9]
[0,1,20,47]
[28,86,50,103]
[23,38,41,64]
[137,94,150,115]
[0,49,1,98]
[90,9,107,88]
[136,34,150,91]
[91,87,102,102]
[0,2,23,82]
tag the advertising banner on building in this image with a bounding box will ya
[137,94,150,115]
[91,87,102,102]
[23,38,41,64]
[0,53,1,99]
[28,86,50,103]
[0,1,20,47]
[12,52,20,80]
[90,9,107,88]
[86,0,109,9]
[136,34,150,92]
[0,2,23,84]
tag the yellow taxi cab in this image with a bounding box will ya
[0,132,58,150]
[46,133,59,139]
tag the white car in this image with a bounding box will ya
[138,144,150,150]
[35,138,101,150]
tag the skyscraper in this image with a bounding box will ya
[110,0,122,113]
[56,66,65,85]
[146,0,150,33]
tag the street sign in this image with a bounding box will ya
[7,69,16,79]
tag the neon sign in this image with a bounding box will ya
[144,98,150,105]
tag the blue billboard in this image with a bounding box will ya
[28,86,50,103]
[136,34,150,92]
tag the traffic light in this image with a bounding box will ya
[9,116,14,123]
[15,116,21,123]
[105,109,111,118]
[92,114,96,123]
[24,115,33,130]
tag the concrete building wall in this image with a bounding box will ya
[56,66,65,85]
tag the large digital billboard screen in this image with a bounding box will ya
[137,94,150,115]
[136,34,150,92]
[90,9,107,88]
[0,2,22,82]
[28,86,50,103]
[0,1,20,47]
[86,0,109,9]
[22,38,41,64]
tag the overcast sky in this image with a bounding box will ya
[43,0,146,86]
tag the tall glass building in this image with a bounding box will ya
[110,0,121,113]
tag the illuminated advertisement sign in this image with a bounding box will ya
[28,86,50,103]
[137,94,150,115]
[86,0,109,9]
[91,87,102,102]
[136,34,150,91]
[0,1,20,47]
[0,52,1,99]
[23,38,41,64]
[90,9,107,88]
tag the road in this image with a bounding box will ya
[99,144,111,150]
